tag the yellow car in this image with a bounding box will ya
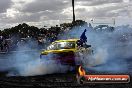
[40,39,92,66]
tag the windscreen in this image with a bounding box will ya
[47,41,75,50]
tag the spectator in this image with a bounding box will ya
[0,36,4,51]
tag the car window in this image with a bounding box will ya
[57,42,75,49]
[47,43,57,50]
[47,41,75,50]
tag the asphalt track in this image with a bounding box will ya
[0,72,131,88]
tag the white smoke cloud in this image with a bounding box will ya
[60,24,132,73]
[0,24,132,76]
[0,39,70,76]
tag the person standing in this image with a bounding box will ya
[0,36,4,51]
[77,29,87,47]
[80,29,87,43]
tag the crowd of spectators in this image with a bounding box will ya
[0,20,96,52]
[0,33,59,52]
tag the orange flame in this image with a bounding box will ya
[78,65,86,76]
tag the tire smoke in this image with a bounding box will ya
[60,25,132,73]
[0,39,69,76]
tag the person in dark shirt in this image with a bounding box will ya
[77,29,87,47]
[80,29,87,43]
[77,29,91,48]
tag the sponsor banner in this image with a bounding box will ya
[83,75,130,83]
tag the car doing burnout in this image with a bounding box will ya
[40,39,93,66]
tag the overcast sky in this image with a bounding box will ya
[0,0,132,29]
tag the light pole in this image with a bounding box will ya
[72,0,75,22]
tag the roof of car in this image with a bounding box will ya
[54,39,79,43]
